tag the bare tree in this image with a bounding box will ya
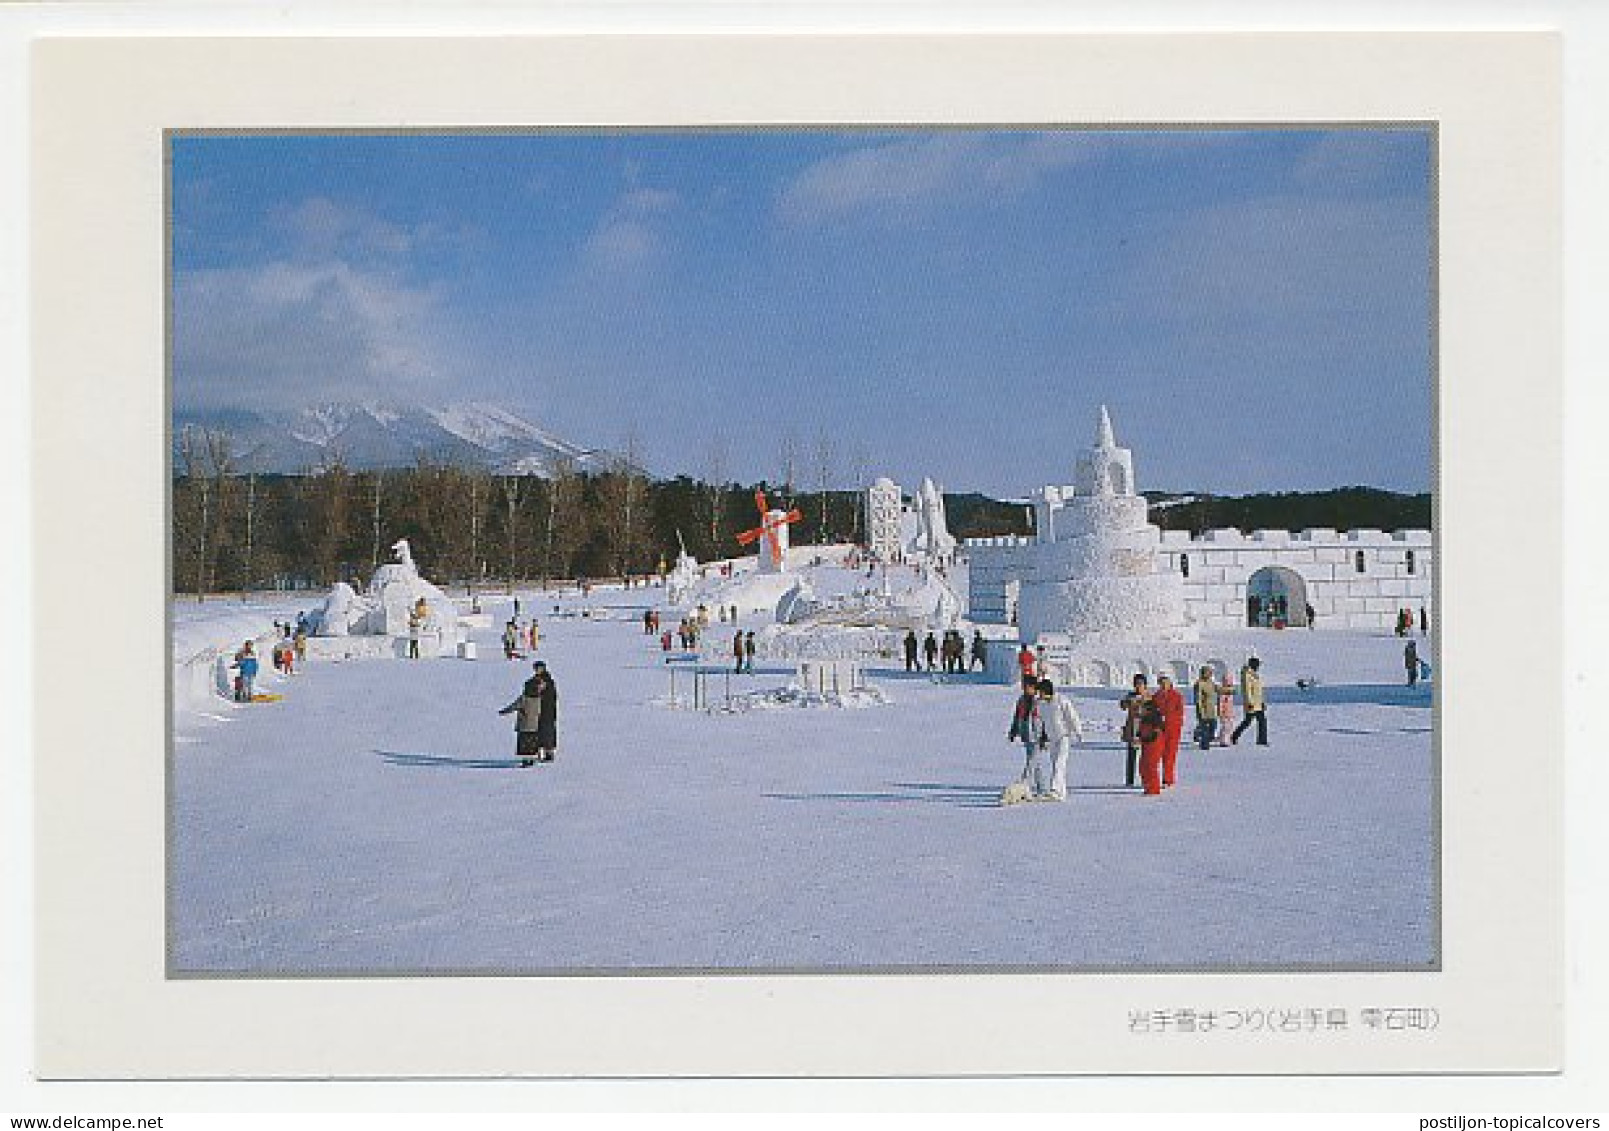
[310,445,352,586]
[779,430,800,502]
[600,429,650,578]
[848,441,872,546]
[813,429,836,544]
[176,426,237,597]
[176,425,210,600]
[702,435,729,553]
[240,457,262,592]
[542,456,584,583]
[501,474,524,587]
[368,470,386,571]
[467,471,484,593]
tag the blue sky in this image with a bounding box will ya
[171,128,1433,496]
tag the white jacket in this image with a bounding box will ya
[1041,696,1083,744]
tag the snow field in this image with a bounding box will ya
[171,592,1434,973]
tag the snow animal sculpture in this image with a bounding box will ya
[312,537,460,642]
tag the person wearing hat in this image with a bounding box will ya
[499,660,559,767]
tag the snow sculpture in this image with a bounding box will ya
[1012,407,1195,646]
[773,570,957,631]
[666,546,699,606]
[907,478,957,563]
[757,508,792,573]
[312,538,460,645]
[865,478,903,561]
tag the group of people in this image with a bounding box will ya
[1004,677,1084,802]
[902,628,987,674]
[1394,606,1430,637]
[1112,658,1269,798]
[501,616,541,660]
[269,621,306,676]
[731,629,758,673]
[499,659,559,768]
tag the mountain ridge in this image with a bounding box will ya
[172,401,620,477]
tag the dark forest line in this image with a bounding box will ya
[171,448,1431,596]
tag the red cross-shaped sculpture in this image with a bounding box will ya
[735,487,802,567]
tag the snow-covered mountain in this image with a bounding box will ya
[172,402,622,477]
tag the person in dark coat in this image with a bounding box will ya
[970,630,987,672]
[903,630,919,672]
[499,661,558,767]
[923,631,939,671]
[1119,674,1151,788]
[744,630,756,673]
[1405,639,1420,687]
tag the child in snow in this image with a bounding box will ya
[1214,673,1236,747]
[1005,676,1052,799]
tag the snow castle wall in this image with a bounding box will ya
[968,526,1434,636]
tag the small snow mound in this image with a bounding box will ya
[655,684,891,713]
[725,685,891,713]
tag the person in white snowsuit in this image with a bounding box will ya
[1037,678,1083,801]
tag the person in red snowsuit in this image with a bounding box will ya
[1152,673,1186,788]
[1136,698,1167,796]
[1017,644,1037,682]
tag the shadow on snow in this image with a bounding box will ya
[376,749,522,771]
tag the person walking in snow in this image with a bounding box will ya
[1006,676,1052,799]
[528,619,540,653]
[970,630,987,672]
[733,629,745,674]
[923,631,939,671]
[1405,639,1420,687]
[502,618,521,660]
[1119,674,1151,788]
[1152,673,1186,788]
[1192,666,1220,750]
[903,629,919,672]
[1419,605,1429,635]
[743,630,756,673]
[1038,678,1083,801]
[499,660,558,767]
[1230,657,1268,745]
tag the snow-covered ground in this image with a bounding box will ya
[171,585,1434,974]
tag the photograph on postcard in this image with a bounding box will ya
[166,125,1436,977]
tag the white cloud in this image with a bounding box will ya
[174,259,453,410]
[581,186,681,272]
[776,132,1097,227]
